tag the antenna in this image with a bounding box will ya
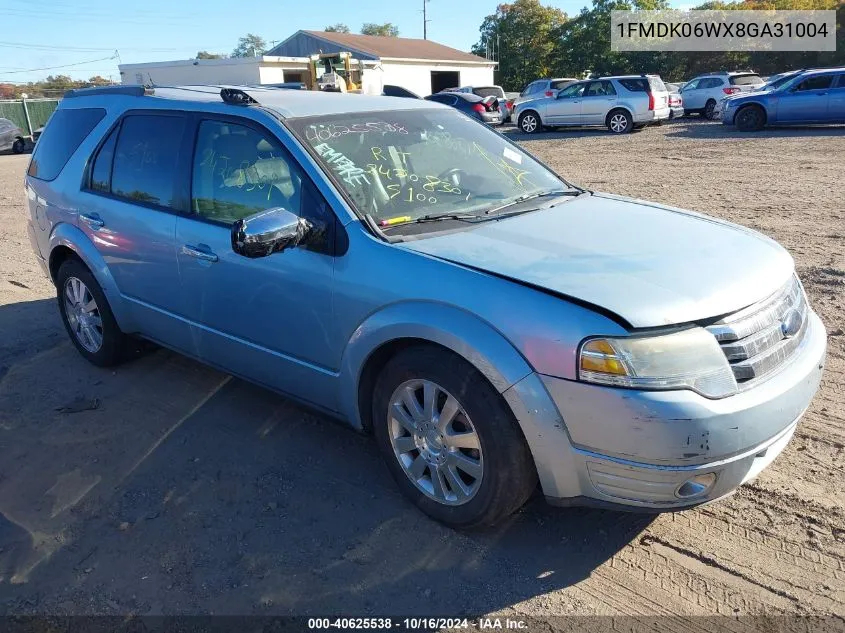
[422,0,431,39]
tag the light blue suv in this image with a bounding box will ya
[25,85,826,528]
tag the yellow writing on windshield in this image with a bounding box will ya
[473,142,534,189]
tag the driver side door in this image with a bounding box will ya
[175,114,341,410]
[545,82,586,125]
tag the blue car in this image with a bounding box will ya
[722,67,845,131]
[24,85,825,528]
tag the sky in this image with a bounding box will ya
[0,0,607,84]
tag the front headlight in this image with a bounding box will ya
[578,328,737,399]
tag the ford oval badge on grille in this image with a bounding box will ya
[780,309,803,339]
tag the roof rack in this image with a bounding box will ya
[64,85,154,99]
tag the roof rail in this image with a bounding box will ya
[64,85,153,99]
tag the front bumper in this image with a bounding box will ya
[505,310,826,510]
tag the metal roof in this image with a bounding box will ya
[62,85,445,119]
[267,30,490,64]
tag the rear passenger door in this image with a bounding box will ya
[79,110,191,347]
[174,114,339,409]
[580,80,618,124]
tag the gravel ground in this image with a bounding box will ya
[0,119,843,626]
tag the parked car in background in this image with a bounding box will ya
[514,75,670,134]
[666,89,686,120]
[448,85,512,121]
[25,85,826,528]
[425,91,502,125]
[681,71,765,119]
[0,117,27,154]
[722,67,845,131]
[514,78,579,108]
[383,85,422,99]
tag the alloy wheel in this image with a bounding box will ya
[64,276,104,353]
[521,114,538,133]
[609,113,629,133]
[387,379,483,506]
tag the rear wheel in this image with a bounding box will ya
[606,109,633,134]
[372,346,537,529]
[735,104,766,132]
[11,138,25,154]
[703,99,717,120]
[57,258,129,367]
[518,111,541,134]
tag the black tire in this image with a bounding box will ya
[372,345,537,529]
[56,257,129,367]
[703,100,717,120]
[606,109,633,134]
[735,104,766,132]
[518,111,542,134]
[11,138,25,154]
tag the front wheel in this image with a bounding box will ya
[518,111,541,134]
[11,138,25,154]
[735,105,765,132]
[703,100,717,120]
[607,110,633,134]
[372,346,537,529]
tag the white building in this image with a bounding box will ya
[118,30,496,97]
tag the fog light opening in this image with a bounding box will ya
[675,473,717,499]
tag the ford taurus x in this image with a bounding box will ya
[25,85,826,528]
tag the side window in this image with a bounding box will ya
[28,108,106,181]
[89,125,118,193]
[835,74,845,89]
[619,78,648,92]
[586,81,616,96]
[558,83,586,99]
[191,119,303,225]
[111,114,186,208]
[794,75,833,91]
[683,79,699,90]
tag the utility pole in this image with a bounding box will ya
[423,0,430,39]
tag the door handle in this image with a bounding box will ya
[79,213,104,229]
[181,244,219,263]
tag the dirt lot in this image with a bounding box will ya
[0,120,843,626]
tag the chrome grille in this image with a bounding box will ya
[706,276,808,388]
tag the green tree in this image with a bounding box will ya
[231,34,267,58]
[361,23,399,37]
[472,0,568,91]
[196,51,225,59]
[325,23,351,33]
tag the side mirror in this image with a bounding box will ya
[231,207,312,258]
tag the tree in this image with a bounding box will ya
[231,34,267,58]
[196,51,225,59]
[325,23,350,33]
[472,0,567,91]
[360,23,399,37]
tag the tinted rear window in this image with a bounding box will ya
[730,74,764,86]
[27,108,105,181]
[618,78,649,92]
[110,114,185,209]
[473,87,504,98]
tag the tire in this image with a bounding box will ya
[56,258,129,367]
[11,138,25,154]
[703,100,717,120]
[518,111,541,134]
[372,345,537,529]
[735,104,766,132]
[606,109,633,134]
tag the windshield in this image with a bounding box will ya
[287,108,570,226]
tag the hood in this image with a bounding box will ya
[398,193,794,328]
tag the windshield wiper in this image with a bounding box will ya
[484,189,583,215]
[414,212,482,223]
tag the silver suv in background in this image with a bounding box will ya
[680,71,765,119]
[515,75,670,134]
[514,77,579,109]
[0,117,27,154]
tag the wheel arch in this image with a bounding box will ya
[48,223,133,330]
[338,301,534,432]
[605,106,633,127]
[518,109,542,130]
[734,101,768,126]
